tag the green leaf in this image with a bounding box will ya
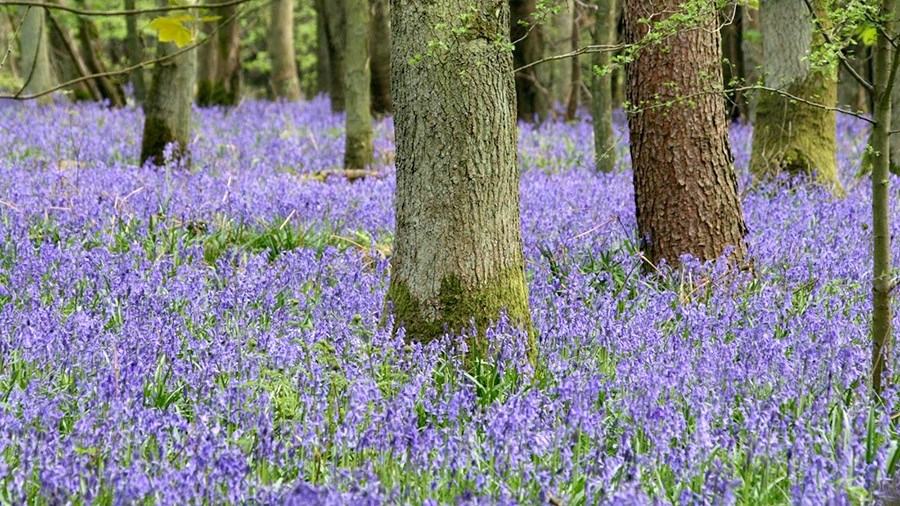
[148,16,193,47]
[199,15,221,22]
[860,26,878,46]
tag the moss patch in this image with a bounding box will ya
[750,73,844,196]
[387,266,534,361]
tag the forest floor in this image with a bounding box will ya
[0,98,895,504]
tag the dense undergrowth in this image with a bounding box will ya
[0,98,898,504]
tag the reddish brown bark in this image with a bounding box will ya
[625,0,748,265]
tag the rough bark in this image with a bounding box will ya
[19,6,54,102]
[269,0,302,101]
[141,23,197,166]
[869,0,896,398]
[625,0,748,266]
[317,0,346,112]
[197,0,241,107]
[511,0,547,122]
[388,0,533,353]
[344,0,373,169]
[750,0,840,193]
[369,0,392,114]
[124,0,146,104]
[592,0,617,173]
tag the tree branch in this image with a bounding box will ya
[1,0,269,101]
[0,5,28,74]
[0,0,256,17]
[630,83,875,125]
[513,43,626,73]
[801,0,875,92]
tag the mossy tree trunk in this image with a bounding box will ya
[369,0,392,115]
[511,0,547,122]
[388,0,533,353]
[344,0,373,169]
[750,0,841,193]
[197,0,241,107]
[140,21,196,166]
[124,0,146,104]
[625,0,748,266]
[316,0,346,112]
[592,0,617,173]
[269,0,302,101]
[19,6,54,102]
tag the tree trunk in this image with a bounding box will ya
[869,0,896,398]
[540,0,572,114]
[317,0,346,112]
[721,5,749,122]
[592,0,617,173]
[46,10,100,101]
[369,0,392,115]
[314,1,332,96]
[388,0,533,353]
[344,0,373,169]
[76,8,126,108]
[625,0,748,266]
[124,0,146,104]
[889,43,900,174]
[197,0,241,107]
[141,18,197,166]
[741,5,762,121]
[0,11,21,82]
[19,6,54,102]
[750,0,840,192]
[511,0,547,122]
[269,0,302,101]
[564,4,580,121]
[611,4,626,107]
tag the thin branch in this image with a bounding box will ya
[0,0,255,17]
[801,0,875,92]
[751,85,874,124]
[1,0,269,101]
[630,83,875,125]
[0,5,28,74]
[514,43,626,73]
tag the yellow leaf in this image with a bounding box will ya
[148,17,193,48]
